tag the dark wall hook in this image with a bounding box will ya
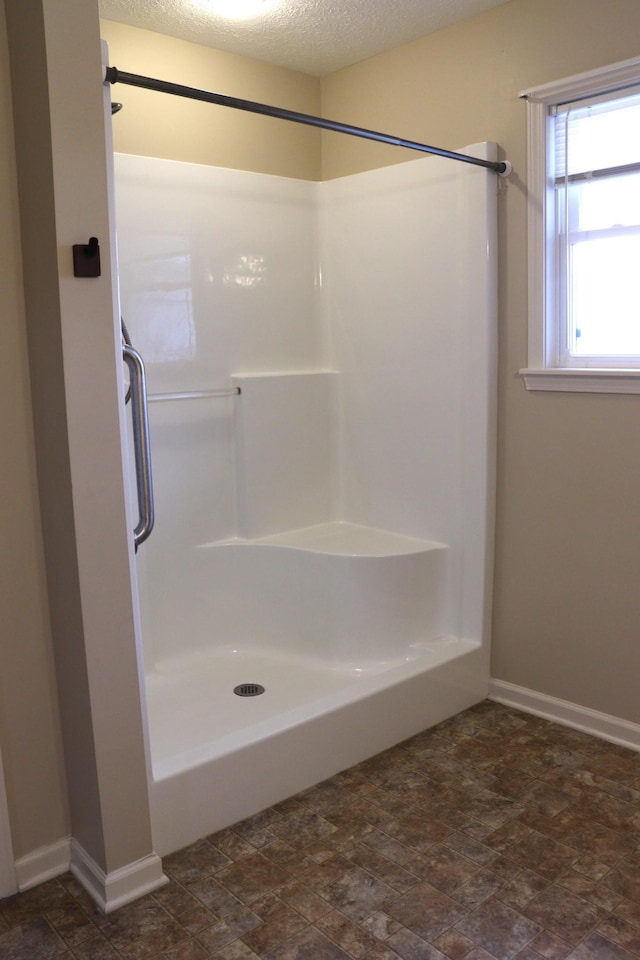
[73,236,101,277]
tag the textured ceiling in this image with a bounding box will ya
[98,0,512,77]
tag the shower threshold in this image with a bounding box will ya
[145,637,487,855]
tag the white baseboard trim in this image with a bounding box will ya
[70,840,168,913]
[15,836,71,891]
[488,679,640,752]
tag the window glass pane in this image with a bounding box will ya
[569,234,640,356]
[556,92,640,176]
[570,173,640,231]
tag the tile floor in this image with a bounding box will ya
[2,700,640,960]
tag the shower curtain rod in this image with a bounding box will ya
[104,67,511,176]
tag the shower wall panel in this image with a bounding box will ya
[115,156,320,661]
[320,146,497,642]
[115,148,496,666]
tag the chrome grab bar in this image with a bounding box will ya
[123,345,154,550]
[148,387,241,402]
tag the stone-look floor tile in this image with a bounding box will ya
[324,822,373,850]
[412,843,482,895]
[0,881,71,929]
[92,895,188,955]
[315,907,381,958]
[521,884,602,947]
[521,779,577,808]
[195,905,261,953]
[269,809,338,849]
[360,828,420,868]
[454,790,520,831]
[187,875,243,916]
[261,924,352,959]
[319,862,397,921]
[573,856,616,881]
[496,868,550,909]
[297,780,355,816]
[215,853,292,905]
[231,814,281,850]
[554,815,634,867]
[614,899,640,927]
[302,853,355,892]
[556,868,624,911]
[365,944,404,960]
[626,811,640,833]
[431,927,475,959]
[454,897,542,960]
[386,926,446,959]
[346,843,420,893]
[260,839,314,876]
[387,883,467,942]
[209,829,258,862]
[4,702,640,960]
[44,899,99,948]
[444,831,500,867]
[362,910,403,941]
[212,942,261,959]
[163,838,232,885]
[241,898,308,954]
[382,814,453,854]
[485,821,579,879]
[528,929,574,960]
[448,866,508,908]
[0,917,67,960]
[465,948,506,960]
[565,932,639,960]
[162,939,211,960]
[577,793,639,834]
[70,932,121,960]
[460,820,497,841]
[592,778,640,806]
[597,914,640,955]
[583,754,640,786]
[603,855,640,904]
[278,881,333,921]
[482,767,535,800]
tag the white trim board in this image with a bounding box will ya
[488,679,640,752]
[14,837,71,892]
[12,835,168,913]
[70,841,168,913]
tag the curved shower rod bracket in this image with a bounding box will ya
[104,65,511,176]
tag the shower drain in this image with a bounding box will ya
[234,683,265,697]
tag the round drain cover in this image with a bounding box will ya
[234,683,265,697]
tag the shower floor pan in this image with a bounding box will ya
[144,522,490,855]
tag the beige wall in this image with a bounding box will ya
[322,0,640,722]
[100,20,321,180]
[0,0,69,860]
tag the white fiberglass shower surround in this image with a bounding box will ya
[115,142,497,856]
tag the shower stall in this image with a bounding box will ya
[114,139,497,856]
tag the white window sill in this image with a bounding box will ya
[520,368,640,394]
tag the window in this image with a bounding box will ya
[521,57,640,393]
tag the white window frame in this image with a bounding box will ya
[520,56,640,394]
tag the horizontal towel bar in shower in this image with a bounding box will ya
[104,66,511,176]
[148,388,242,402]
